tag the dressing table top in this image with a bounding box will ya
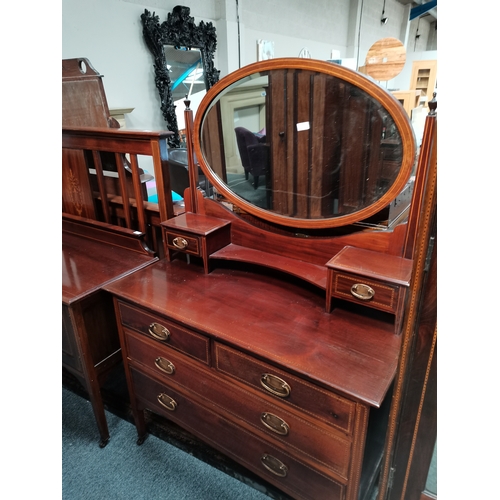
[104,259,401,407]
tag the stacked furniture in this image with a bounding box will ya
[101,58,437,499]
[62,58,175,446]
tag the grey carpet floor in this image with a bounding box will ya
[227,173,268,208]
[62,385,383,499]
[62,387,271,500]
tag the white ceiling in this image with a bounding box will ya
[396,0,437,23]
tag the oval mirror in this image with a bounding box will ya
[193,58,416,229]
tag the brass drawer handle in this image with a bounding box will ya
[350,283,375,301]
[157,393,177,411]
[172,236,188,250]
[148,322,170,341]
[261,373,291,398]
[154,357,175,375]
[261,412,289,436]
[260,454,288,477]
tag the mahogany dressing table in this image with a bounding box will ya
[103,59,436,499]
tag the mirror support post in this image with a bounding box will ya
[184,97,198,213]
[403,93,437,260]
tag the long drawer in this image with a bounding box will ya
[126,331,351,480]
[131,367,346,500]
[215,343,355,434]
[118,301,210,364]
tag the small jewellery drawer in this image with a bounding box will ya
[161,213,232,274]
[118,302,210,364]
[127,332,351,479]
[326,246,412,330]
[215,343,355,434]
[165,231,200,256]
[331,273,401,313]
[130,368,345,500]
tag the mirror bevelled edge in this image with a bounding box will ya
[193,58,416,229]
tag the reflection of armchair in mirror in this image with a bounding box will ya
[234,127,269,188]
[233,126,270,209]
[141,6,220,148]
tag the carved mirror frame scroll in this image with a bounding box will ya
[141,6,220,148]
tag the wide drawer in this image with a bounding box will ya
[126,332,351,479]
[118,301,210,364]
[131,368,346,500]
[215,343,355,435]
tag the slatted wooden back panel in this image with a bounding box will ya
[62,127,174,254]
[62,58,176,255]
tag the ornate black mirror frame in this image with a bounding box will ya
[141,6,220,148]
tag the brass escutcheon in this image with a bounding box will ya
[260,454,288,477]
[148,322,170,341]
[157,393,177,411]
[154,357,175,375]
[172,236,188,250]
[350,283,375,301]
[260,412,290,436]
[261,373,291,398]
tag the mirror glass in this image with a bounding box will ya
[196,61,415,226]
[166,46,206,102]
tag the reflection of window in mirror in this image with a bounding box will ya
[164,46,206,101]
[165,46,209,146]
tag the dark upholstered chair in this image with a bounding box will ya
[234,127,269,189]
[166,148,211,198]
